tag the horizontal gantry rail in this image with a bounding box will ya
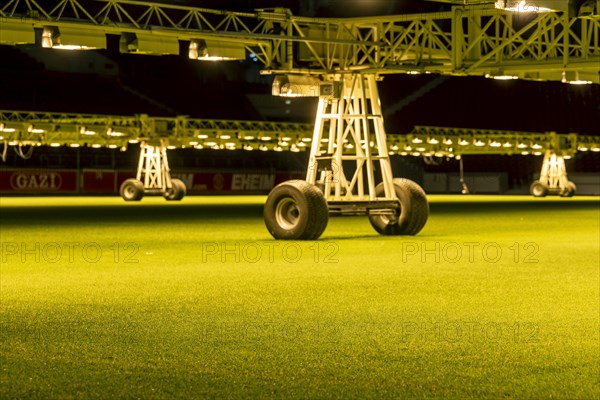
[1,110,598,156]
[0,0,598,81]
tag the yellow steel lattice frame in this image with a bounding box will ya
[1,110,598,156]
[1,0,598,81]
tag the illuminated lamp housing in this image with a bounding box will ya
[39,26,106,49]
[189,39,246,61]
[495,0,568,13]
[272,75,337,98]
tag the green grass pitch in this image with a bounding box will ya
[1,195,599,399]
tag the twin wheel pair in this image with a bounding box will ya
[119,174,429,241]
[530,180,576,198]
[263,178,429,240]
[119,178,187,201]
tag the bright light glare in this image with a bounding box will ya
[279,92,304,98]
[54,45,93,50]
[200,55,236,61]
[568,80,593,85]
[496,1,551,13]
[492,75,518,80]
[107,129,125,137]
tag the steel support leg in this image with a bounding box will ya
[306,74,396,204]
[136,140,173,194]
[120,139,186,201]
[530,150,576,197]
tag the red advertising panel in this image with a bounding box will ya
[115,171,302,194]
[0,169,78,193]
[170,172,303,194]
[1,169,303,195]
[82,170,117,193]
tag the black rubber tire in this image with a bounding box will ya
[315,181,325,193]
[560,181,576,197]
[164,178,186,201]
[368,178,429,236]
[530,180,549,197]
[264,180,329,240]
[120,178,144,201]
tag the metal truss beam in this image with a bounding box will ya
[389,126,600,157]
[1,110,598,156]
[0,110,313,151]
[1,0,598,81]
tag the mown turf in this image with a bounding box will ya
[1,195,599,399]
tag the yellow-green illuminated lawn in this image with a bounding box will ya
[1,195,599,399]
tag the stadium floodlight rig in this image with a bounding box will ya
[120,140,187,201]
[267,73,428,239]
[387,126,596,197]
[1,0,599,238]
[2,110,598,197]
[530,150,576,197]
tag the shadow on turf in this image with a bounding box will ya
[429,200,599,214]
[0,204,265,226]
[1,199,597,227]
